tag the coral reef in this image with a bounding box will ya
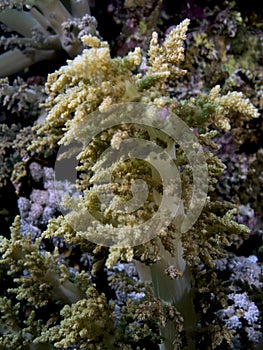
[0,1,262,349]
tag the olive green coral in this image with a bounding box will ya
[35,287,115,349]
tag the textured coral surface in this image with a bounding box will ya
[0,1,262,349]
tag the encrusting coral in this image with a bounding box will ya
[0,8,262,350]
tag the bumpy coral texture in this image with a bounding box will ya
[0,15,261,350]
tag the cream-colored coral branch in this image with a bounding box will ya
[147,18,190,80]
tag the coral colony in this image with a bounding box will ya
[0,1,262,349]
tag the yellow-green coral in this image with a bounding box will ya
[35,287,115,349]
[1,16,259,350]
[25,18,260,350]
[30,20,191,154]
[0,216,88,307]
